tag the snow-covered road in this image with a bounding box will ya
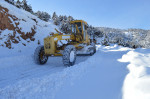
[0,45,150,99]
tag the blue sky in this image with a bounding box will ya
[27,0,150,29]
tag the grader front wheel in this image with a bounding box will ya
[34,46,48,65]
[63,45,77,66]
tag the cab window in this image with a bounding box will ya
[82,23,86,40]
[75,22,82,33]
[71,24,76,34]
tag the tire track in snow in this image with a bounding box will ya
[0,55,89,88]
[0,54,92,99]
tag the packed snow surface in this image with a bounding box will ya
[0,44,150,99]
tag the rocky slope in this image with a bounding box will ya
[0,5,36,48]
[0,0,57,50]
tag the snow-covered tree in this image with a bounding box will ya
[15,0,22,8]
[22,0,33,13]
[145,31,150,48]
[35,11,51,22]
[63,15,67,21]
[56,15,74,33]
[59,15,64,22]
[22,0,27,9]
[67,16,74,22]
[59,21,72,33]
[5,0,15,5]
[52,12,60,25]
[52,12,57,20]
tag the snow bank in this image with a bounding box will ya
[118,49,150,99]
[98,44,133,52]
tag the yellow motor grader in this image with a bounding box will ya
[34,20,96,66]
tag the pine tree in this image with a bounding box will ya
[42,12,51,22]
[22,0,33,13]
[67,16,74,22]
[26,4,33,13]
[5,0,15,5]
[52,12,60,25]
[52,12,57,20]
[22,0,27,9]
[59,15,63,22]
[35,11,51,22]
[63,16,67,21]
[15,0,22,8]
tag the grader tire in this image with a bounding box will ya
[92,43,96,53]
[90,43,96,56]
[34,46,48,65]
[63,45,76,66]
[90,48,95,56]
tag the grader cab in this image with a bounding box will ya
[34,20,96,66]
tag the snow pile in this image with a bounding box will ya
[57,40,68,47]
[118,49,150,99]
[98,44,133,52]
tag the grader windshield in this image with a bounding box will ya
[71,20,87,33]
[71,20,88,41]
[71,22,82,34]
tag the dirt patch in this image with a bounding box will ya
[0,6,37,49]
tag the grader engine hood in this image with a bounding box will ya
[56,36,71,47]
[44,35,72,55]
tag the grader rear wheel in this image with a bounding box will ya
[34,46,48,65]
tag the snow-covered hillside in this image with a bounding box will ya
[0,0,57,52]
